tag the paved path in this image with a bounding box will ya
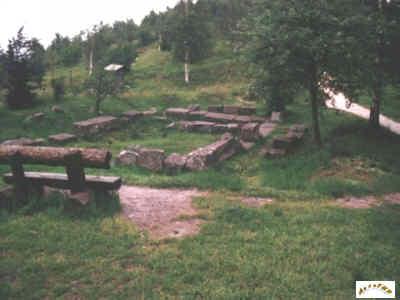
[325,89,400,135]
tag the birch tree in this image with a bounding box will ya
[170,0,212,84]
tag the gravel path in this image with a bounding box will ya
[325,89,400,135]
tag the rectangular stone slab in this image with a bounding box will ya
[74,116,122,136]
[165,108,190,119]
[48,133,77,144]
[204,112,236,123]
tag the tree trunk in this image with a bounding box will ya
[89,48,94,76]
[369,90,381,128]
[95,98,101,116]
[184,61,190,84]
[309,64,322,146]
[183,0,190,84]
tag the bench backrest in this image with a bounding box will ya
[0,146,111,169]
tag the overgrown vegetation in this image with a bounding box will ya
[0,0,399,298]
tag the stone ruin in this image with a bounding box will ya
[261,124,308,158]
[117,133,243,174]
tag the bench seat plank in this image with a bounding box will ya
[4,172,122,191]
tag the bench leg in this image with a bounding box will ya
[10,153,29,202]
[65,151,86,194]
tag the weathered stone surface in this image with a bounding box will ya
[234,115,253,124]
[25,112,45,122]
[116,150,138,166]
[74,116,122,136]
[185,134,239,171]
[223,105,240,115]
[1,138,45,146]
[239,140,255,151]
[271,112,282,123]
[212,123,240,134]
[258,122,276,138]
[48,133,77,144]
[124,145,166,172]
[66,190,93,205]
[238,107,257,116]
[165,108,190,119]
[187,104,201,112]
[188,121,216,133]
[240,123,260,142]
[204,112,236,123]
[208,105,223,113]
[164,153,187,174]
[250,116,267,123]
[51,105,65,113]
[143,107,158,116]
[187,110,207,120]
[122,110,143,121]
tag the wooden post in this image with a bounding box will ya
[10,151,28,201]
[65,151,86,193]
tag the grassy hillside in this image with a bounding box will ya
[1,43,400,299]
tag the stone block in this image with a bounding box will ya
[271,112,282,123]
[74,116,122,136]
[212,123,240,135]
[185,134,239,171]
[48,133,77,144]
[204,112,236,123]
[258,122,276,138]
[165,108,190,119]
[187,110,207,120]
[164,153,187,174]
[240,123,260,142]
[122,110,143,121]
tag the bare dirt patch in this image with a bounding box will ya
[312,158,378,184]
[383,193,400,205]
[336,193,400,209]
[336,196,378,209]
[118,186,206,239]
[241,197,274,208]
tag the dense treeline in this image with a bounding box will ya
[0,0,399,145]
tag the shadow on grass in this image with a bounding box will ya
[1,190,121,221]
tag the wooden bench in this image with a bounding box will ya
[0,145,122,200]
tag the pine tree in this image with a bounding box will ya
[4,28,45,109]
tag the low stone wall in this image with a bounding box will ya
[117,133,242,174]
[168,121,276,142]
[74,116,127,137]
[262,124,307,158]
[208,105,257,116]
[165,106,264,124]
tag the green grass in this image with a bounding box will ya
[1,43,400,299]
[358,85,400,121]
[1,194,399,299]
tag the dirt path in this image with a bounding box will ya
[325,89,400,135]
[118,186,206,239]
[336,193,400,209]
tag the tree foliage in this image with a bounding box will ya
[247,0,352,145]
[85,69,119,115]
[3,28,46,109]
[170,1,213,64]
